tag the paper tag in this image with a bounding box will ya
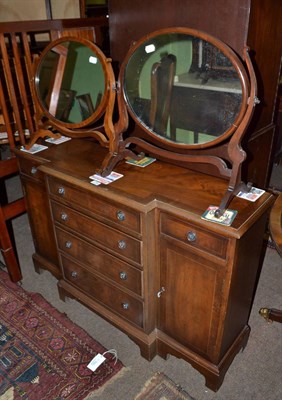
[87,353,106,372]
[89,171,123,185]
[201,206,237,226]
[90,180,101,186]
[20,144,48,154]
[125,156,156,167]
[45,135,71,145]
[236,186,265,202]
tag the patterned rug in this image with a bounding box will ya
[134,372,194,400]
[0,268,124,399]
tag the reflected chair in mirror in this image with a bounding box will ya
[149,54,176,136]
[56,89,77,121]
[76,93,95,120]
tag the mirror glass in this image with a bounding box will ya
[123,32,243,145]
[36,39,106,124]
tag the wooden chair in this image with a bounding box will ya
[0,17,108,282]
[149,53,177,135]
[259,193,282,324]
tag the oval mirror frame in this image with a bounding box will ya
[34,36,111,129]
[120,27,249,149]
[100,26,258,218]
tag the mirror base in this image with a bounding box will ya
[215,181,253,217]
[99,148,142,177]
[25,129,61,150]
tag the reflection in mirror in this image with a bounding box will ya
[124,33,243,145]
[36,40,105,124]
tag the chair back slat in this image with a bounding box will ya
[0,33,26,145]
[0,79,17,149]
[11,33,35,137]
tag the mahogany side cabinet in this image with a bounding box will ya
[15,139,273,391]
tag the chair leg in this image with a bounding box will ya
[259,307,282,324]
[0,207,22,282]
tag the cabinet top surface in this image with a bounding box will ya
[16,139,273,236]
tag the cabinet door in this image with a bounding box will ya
[22,177,60,277]
[159,237,224,360]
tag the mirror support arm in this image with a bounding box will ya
[215,47,258,216]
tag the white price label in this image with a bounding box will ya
[87,353,106,372]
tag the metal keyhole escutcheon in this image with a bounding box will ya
[157,287,165,298]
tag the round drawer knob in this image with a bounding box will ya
[119,271,127,280]
[58,187,65,196]
[187,231,197,242]
[65,241,72,249]
[60,212,68,221]
[31,166,37,174]
[122,302,129,310]
[116,210,125,221]
[118,240,126,250]
[71,271,78,278]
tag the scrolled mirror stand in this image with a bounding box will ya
[24,37,117,151]
[100,47,259,217]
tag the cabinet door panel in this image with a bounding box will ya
[159,238,223,358]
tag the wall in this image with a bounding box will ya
[108,0,250,64]
[0,0,80,22]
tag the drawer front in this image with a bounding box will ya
[61,256,144,328]
[51,201,142,265]
[56,227,142,295]
[160,214,228,259]
[18,157,45,182]
[48,177,140,233]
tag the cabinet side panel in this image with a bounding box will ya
[22,178,60,271]
[219,213,268,358]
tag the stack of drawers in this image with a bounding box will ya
[47,176,145,328]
